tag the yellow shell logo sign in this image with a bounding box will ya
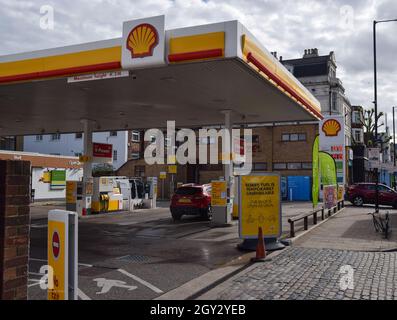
[322,119,341,137]
[126,23,159,58]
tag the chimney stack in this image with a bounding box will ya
[303,48,319,58]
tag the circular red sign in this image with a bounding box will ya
[52,231,60,258]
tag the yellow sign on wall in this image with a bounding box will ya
[168,165,177,174]
[42,171,51,183]
[159,172,167,180]
[66,181,77,204]
[211,181,227,207]
[48,220,66,300]
[239,174,281,239]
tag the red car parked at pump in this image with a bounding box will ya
[170,184,212,221]
[346,183,397,208]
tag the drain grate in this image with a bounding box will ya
[116,254,152,263]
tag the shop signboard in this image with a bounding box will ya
[122,15,166,69]
[92,143,113,164]
[211,181,227,207]
[239,173,281,239]
[324,185,337,209]
[368,148,381,169]
[50,170,66,190]
[320,115,346,185]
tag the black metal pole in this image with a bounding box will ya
[393,107,396,190]
[372,18,397,208]
[374,20,379,213]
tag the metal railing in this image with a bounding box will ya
[288,200,345,238]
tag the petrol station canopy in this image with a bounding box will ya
[0,16,322,136]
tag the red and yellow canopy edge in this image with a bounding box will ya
[242,35,323,120]
[168,31,225,63]
[0,46,122,85]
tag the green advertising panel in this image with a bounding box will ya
[312,135,320,208]
[319,152,337,187]
[51,170,66,190]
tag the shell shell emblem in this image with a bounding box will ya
[322,119,341,137]
[126,23,159,59]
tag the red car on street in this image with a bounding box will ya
[170,184,212,221]
[346,183,397,208]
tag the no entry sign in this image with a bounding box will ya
[48,210,78,300]
[52,231,60,259]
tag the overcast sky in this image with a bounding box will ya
[1,0,396,127]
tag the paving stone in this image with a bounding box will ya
[215,247,397,300]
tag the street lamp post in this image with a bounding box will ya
[393,107,396,189]
[373,19,397,213]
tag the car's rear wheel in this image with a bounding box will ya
[353,196,364,207]
[171,210,182,221]
[201,206,212,221]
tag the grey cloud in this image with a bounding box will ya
[0,0,396,118]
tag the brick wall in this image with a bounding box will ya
[0,160,31,300]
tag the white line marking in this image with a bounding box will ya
[31,224,47,228]
[29,258,93,268]
[77,288,92,300]
[28,279,42,288]
[117,269,163,294]
[78,263,93,268]
[29,258,46,262]
[29,272,44,276]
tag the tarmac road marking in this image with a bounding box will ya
[94,278,137,295]
[29,257,93,268]
[117,268,163,294]
[31,224,47,229]
[78,288,92,300]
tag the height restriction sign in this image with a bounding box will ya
[239,173,282,239]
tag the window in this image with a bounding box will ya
[131,153,140,160]
[352,111,361,124]
[353,129,363,143]
[50,133,61,141]
[134,166,145,177]
[35,135,43,141]
[253,163,267,171]
[281,133,306,142]
[131,131,140,142]
[273,163,287,170]
[298,133,307,141]
[75,133,83,139]
[302,163,313,170]
[113,150,118,161]
[288,162,302,170]
[109,131,118,137]
[274,162,311,170]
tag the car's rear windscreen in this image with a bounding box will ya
[175,187,201,195]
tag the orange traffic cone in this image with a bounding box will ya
[251,227,267,262]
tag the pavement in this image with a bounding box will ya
[197,205,397,300]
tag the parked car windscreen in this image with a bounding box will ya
[175,187,202,195]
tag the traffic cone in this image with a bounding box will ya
[251,227,267,262]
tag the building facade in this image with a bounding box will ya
[23,130,142,170]
[117,123,319,199]
[281,48,352,185]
